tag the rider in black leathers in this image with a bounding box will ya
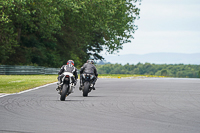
[79,60,98,90]
[56,60,78,91]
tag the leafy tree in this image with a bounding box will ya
[161,69,167,76]
[0,0,63,65]
[96,63,200,78]
[0,0,141,67]
[56,0,141,65]
[198,71,200,78]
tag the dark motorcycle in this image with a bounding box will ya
[82,73,95,97]
[59,72,75,101]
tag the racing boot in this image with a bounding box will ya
[79,86,82,91]
[79,82,83,91]
[56,85,60,91]
[71,83,75,93]
[58,90,61,94]
[56,85,61,94]
[90,84,95,90]
[74,80,77,86]
[56,80,61,89]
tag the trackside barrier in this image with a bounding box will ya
[0,65,60,75]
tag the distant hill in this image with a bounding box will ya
[102,53,200,65]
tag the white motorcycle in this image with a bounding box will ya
[57,72,75,101]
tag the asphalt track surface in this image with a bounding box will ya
[0,78,200,133]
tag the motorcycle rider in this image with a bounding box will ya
[56,60,78,92]
[79,60,98,90]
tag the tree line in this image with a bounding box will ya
[0,0,141,67]
[96,62,200,78]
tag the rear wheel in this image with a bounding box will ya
[83,82,90,97]
[60,84,68,101]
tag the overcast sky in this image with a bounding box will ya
[106,0,200,55]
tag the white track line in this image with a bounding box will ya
[0,82,57,98]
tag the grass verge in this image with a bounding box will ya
[0,75,58,93]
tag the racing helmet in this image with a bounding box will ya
[67,60,74,66]
[87,60,94,64]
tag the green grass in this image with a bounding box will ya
[0,75,58,93]
[0,74,165,94]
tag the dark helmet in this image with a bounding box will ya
[87,60,94,64]
[67,60,74,66]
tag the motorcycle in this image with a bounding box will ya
[58,72,75,101]
[81,73,95,97]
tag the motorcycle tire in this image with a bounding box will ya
[83,82,90,97]
[60,84,68,101]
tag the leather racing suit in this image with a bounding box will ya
[58,64,78,85]
[79,63,98,87]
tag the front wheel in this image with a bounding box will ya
[60,84,69,101]
[83,82,90,97]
